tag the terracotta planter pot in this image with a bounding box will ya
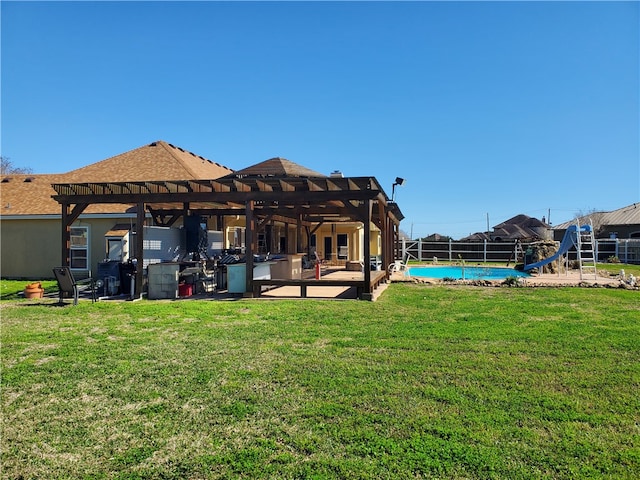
[24,282,44,299]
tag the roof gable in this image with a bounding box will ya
[225,157,326,178]
[65,141,233,182]
[494,214,547,229]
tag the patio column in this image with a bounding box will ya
[296,215,303,253]
[135,203,145,299]
[378,200,388,275]
[61,203,71,267]
[60,202,88,268]
[362,199,372,300]
[245,200,255,296]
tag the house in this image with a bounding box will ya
[1,141,230,279]
[460,214,551,242]
[553,203,640,240]
[1,141,402,296]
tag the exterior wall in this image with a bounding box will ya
[1,216,136,279]
[313,223,381,263]
[599,225,640,239]
[1,218,61,279]
[73,217,139,278]
[2,214,385,279]
[220,218,380,261]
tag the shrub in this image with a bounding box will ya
[502,276,522,287]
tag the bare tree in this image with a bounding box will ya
[1,156,33,175]
[574,208,605,235]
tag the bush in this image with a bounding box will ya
[502,276,523,287]
[607,256,621,264]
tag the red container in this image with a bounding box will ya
[178,283,193,297]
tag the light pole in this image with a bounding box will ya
[391,177,405,202]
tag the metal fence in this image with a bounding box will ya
[401,238,640,264]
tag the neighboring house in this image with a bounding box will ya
[460,214,551,242]
[553,203,640,240]
[420,233,451,242]
[1,141,233,279]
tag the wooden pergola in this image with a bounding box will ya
[52,174,404,300]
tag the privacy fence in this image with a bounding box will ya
[401,238,640,265]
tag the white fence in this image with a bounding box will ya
[401,238,640,264]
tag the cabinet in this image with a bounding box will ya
[147,263,180,299]
[226,262,274,293]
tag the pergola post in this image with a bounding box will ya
[135,203,145,298]
[377,200,389,277]
[296,215,303,253]
[60,202,89,268]
[362,199,372,300]
[61,203,71,267]
[245,200,255,296]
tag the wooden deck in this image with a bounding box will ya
[252,269,388,300]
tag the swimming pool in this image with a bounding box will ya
[408,265,530,281]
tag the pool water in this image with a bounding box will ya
[408,265,530,281]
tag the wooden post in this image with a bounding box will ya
[245,200,255,296]
[61,203,71,267]
[362,200,372,300]
[296,215,303,253]
[135,203,145,298]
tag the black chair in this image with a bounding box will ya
[52,266,92,305]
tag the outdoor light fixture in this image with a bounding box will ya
[391,177,406,202]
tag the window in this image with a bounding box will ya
[337,234,348,260]
[310,233,317,254]
[70,226,88,269]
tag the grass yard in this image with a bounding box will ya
[1,283,639,479]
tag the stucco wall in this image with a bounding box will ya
[1,216,136,279]
[1,218,61,279]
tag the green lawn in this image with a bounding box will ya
[1,283,639,479]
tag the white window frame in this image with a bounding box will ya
[337,233,348,260]
[70,226,89,270]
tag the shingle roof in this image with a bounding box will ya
[1,174,131,215]
[494,214,548,230]
[224,157,326,178]
[460,214,549,241]
[0,141,234,216]
[64,140,233,182]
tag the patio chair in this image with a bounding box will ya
[52,267,96,305]
[388,255,409,274]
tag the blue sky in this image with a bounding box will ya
[2,1,638,239]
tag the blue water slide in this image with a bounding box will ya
[523,225,592,271]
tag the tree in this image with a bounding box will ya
[1,156,33,175]
[574,208,605,235]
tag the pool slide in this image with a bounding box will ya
[523,225,591,271]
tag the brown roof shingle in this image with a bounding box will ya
[1,141,234,216]
[225,157,326,178]
[65,140,233,182]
